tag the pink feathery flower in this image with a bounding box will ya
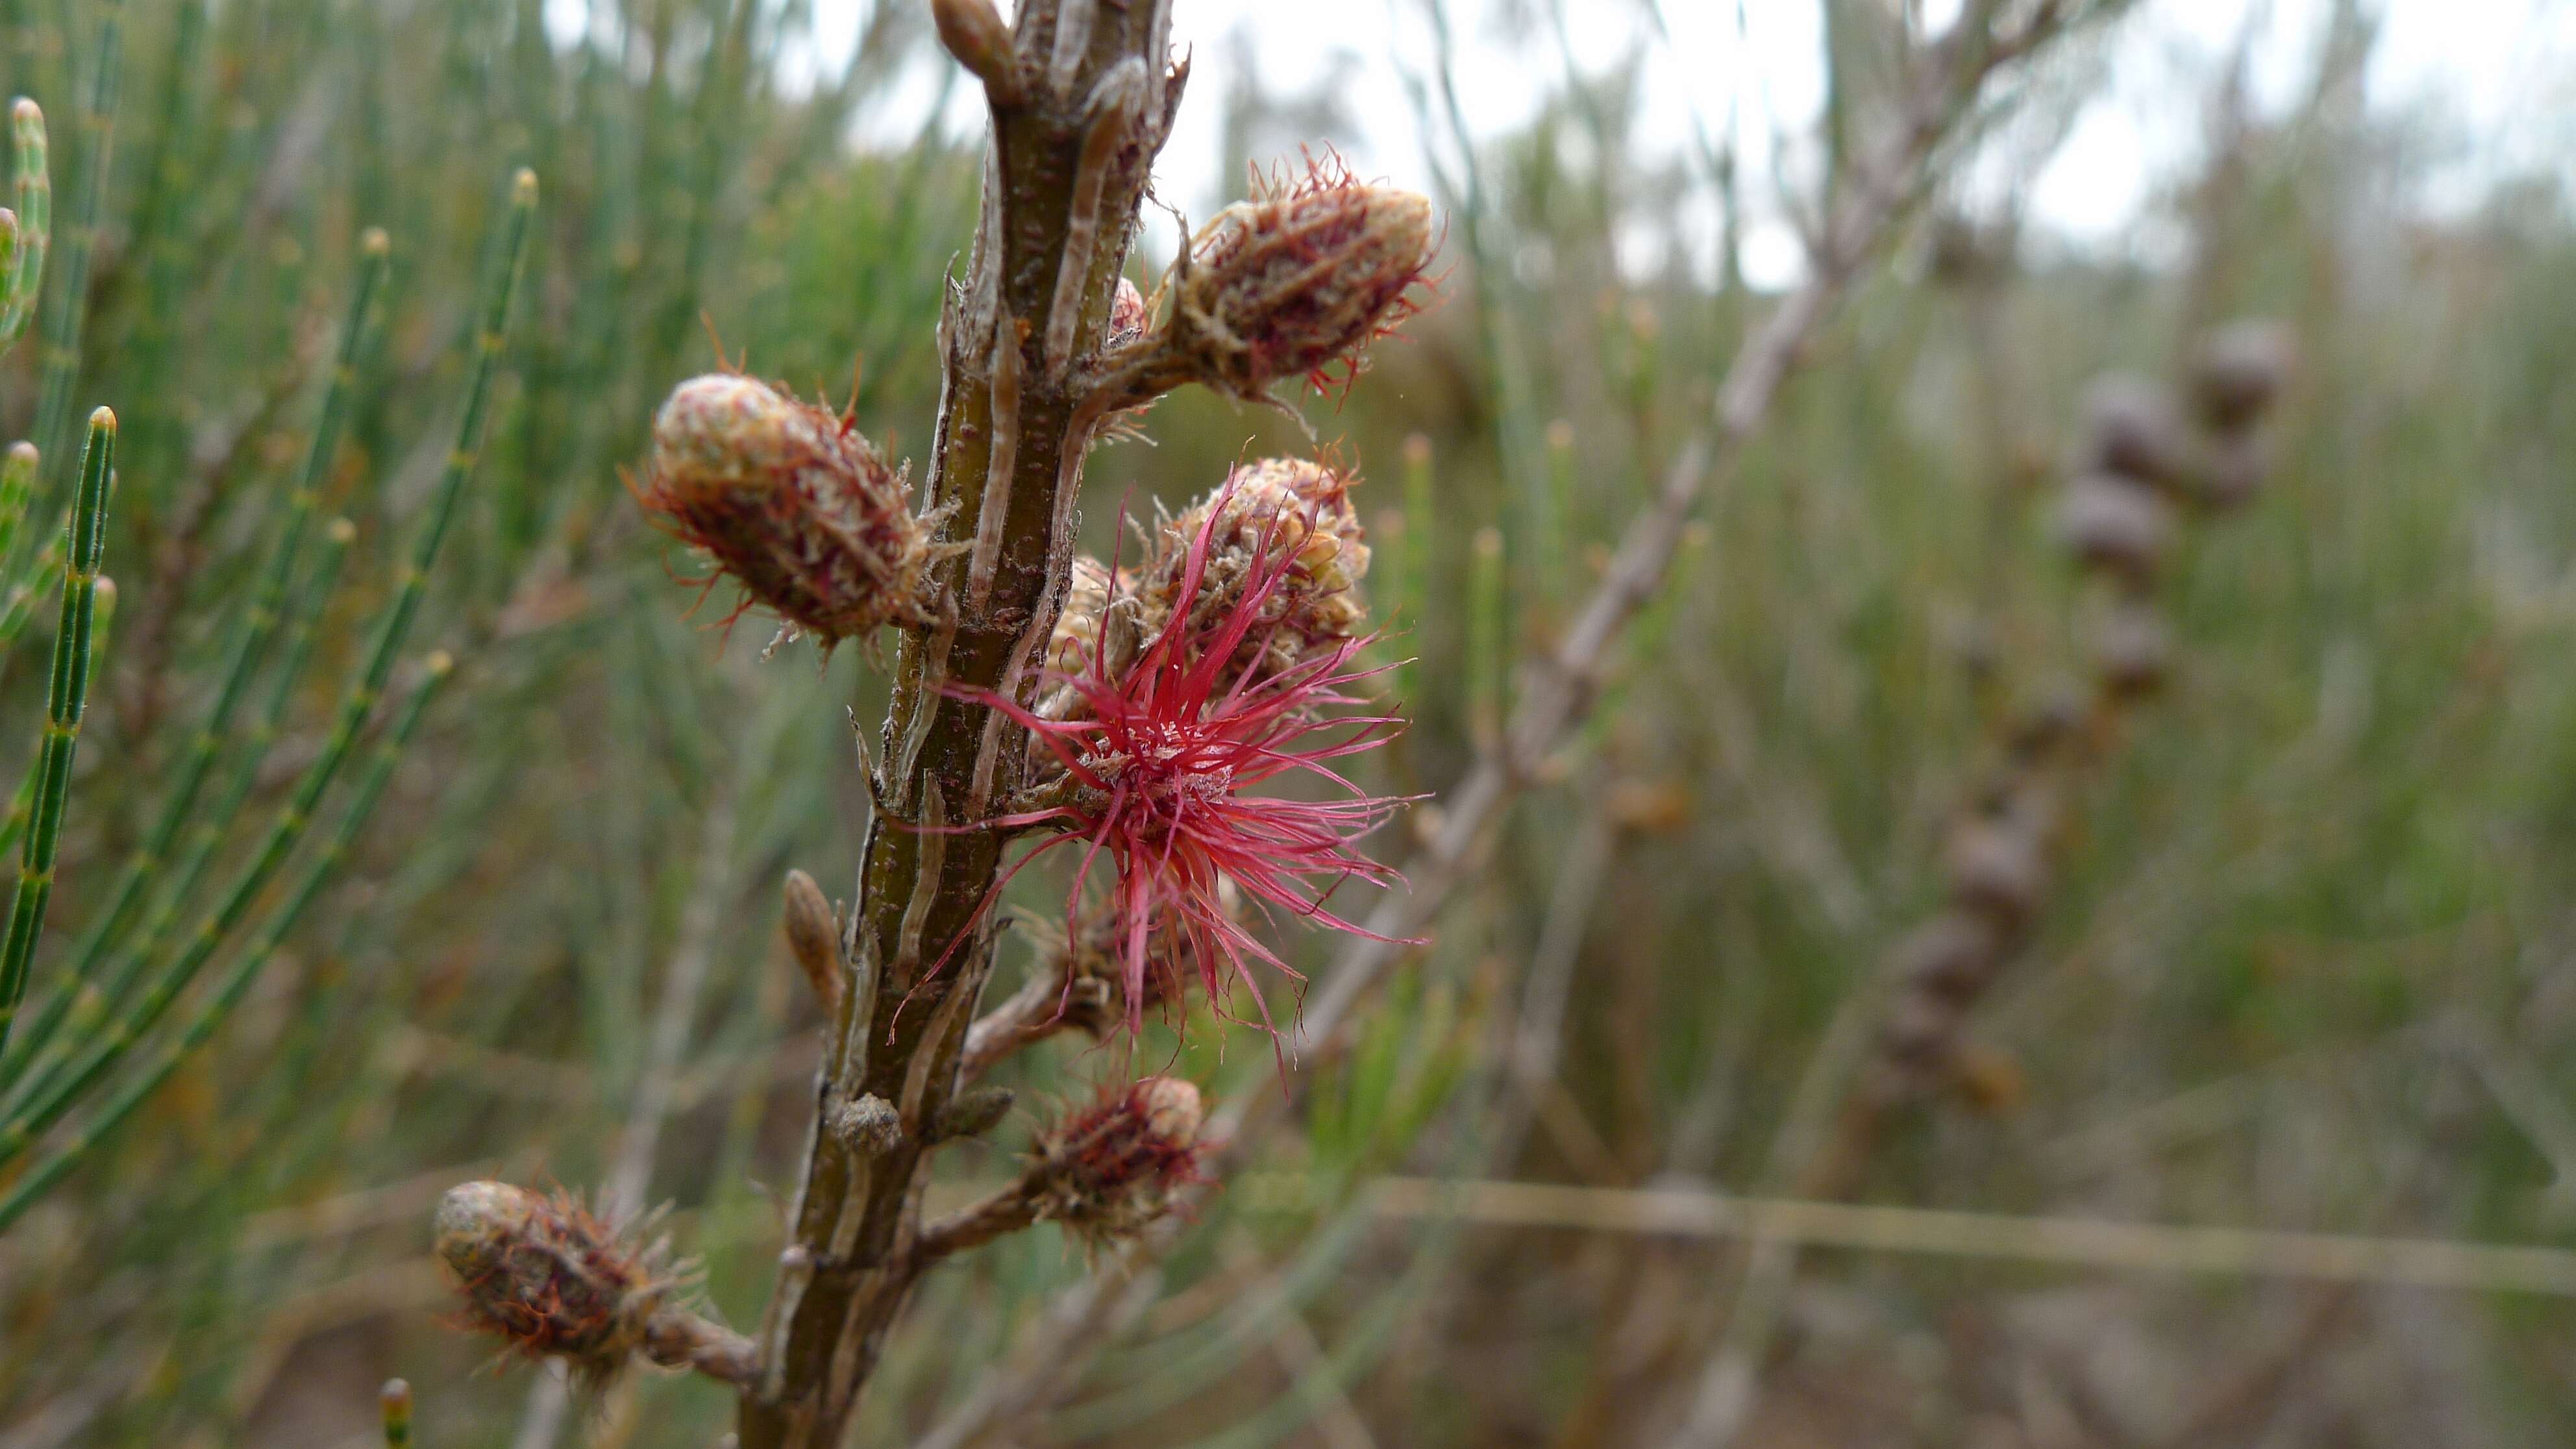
[961,477,1415,1045]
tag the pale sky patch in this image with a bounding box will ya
[551,0,2576,284]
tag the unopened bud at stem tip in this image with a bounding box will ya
[933,0,1020,98]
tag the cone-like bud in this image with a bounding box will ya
[782,869,841,1014]
[2059,473,2172,584]
[2201,429,2270,510]
[1135,457,1372,686]
[2191,321,2294,431]
[933,0,1021,101]
[1944,815,2047,926]
[2007,680,2088,763]
[1167,155,1432,397]
[1031,1077,1207,1246]
[2094,600,2172,698]
[2081,376,2193,489]
[1892,910,2003,1006]
[434,1182,671,1386]
[639,374,935,646]
[1880,989,1965,1069]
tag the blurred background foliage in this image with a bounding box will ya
[3,0,2576,1445]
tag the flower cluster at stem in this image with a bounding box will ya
[965,465,1413,1048]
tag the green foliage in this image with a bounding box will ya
[2,1,2575,1446]
[0,408,109,1059]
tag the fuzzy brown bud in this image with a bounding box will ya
[640,374,936,647]
[1880,991,1964,1070]
[2191,320,2294,431]
[1892,911,2003,1006]
[1944,817,2047,926]
[1136,457,1372,685]
[2093,600,2173,698]
[2059,473,2172,583]
[1168,155,1431,398]
[434,1182,671,1385]
[2081,376,2193,489]
[2007,680,2088,763]
[1031,1077,1207,1247]
[2200,428,2271,510]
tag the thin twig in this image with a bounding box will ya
[1656,10,2094,1441]
[1339,1176,2576,1298]
[1487,787,1618,1172]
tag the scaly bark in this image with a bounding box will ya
[737,4,1184,1443]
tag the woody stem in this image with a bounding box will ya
[735,5,1183,1446]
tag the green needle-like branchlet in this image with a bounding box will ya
[0,173,532,1170]
[0,234,390,1094]
[0,97,48,348]
[0,651,453,1230]
[0,574,112,866]
[0,517,355,1111]
[0,213,19,350]
[0,747,32,865]
[1396,434,1434,700]
[0,440,39,593]
[381,1380,414,1448]
[1468,523,1506,745]
[0,525,65,656]
[29,3,118,488]
[0,409,114,1061]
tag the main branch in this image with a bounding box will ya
[735,4,1183,1445]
